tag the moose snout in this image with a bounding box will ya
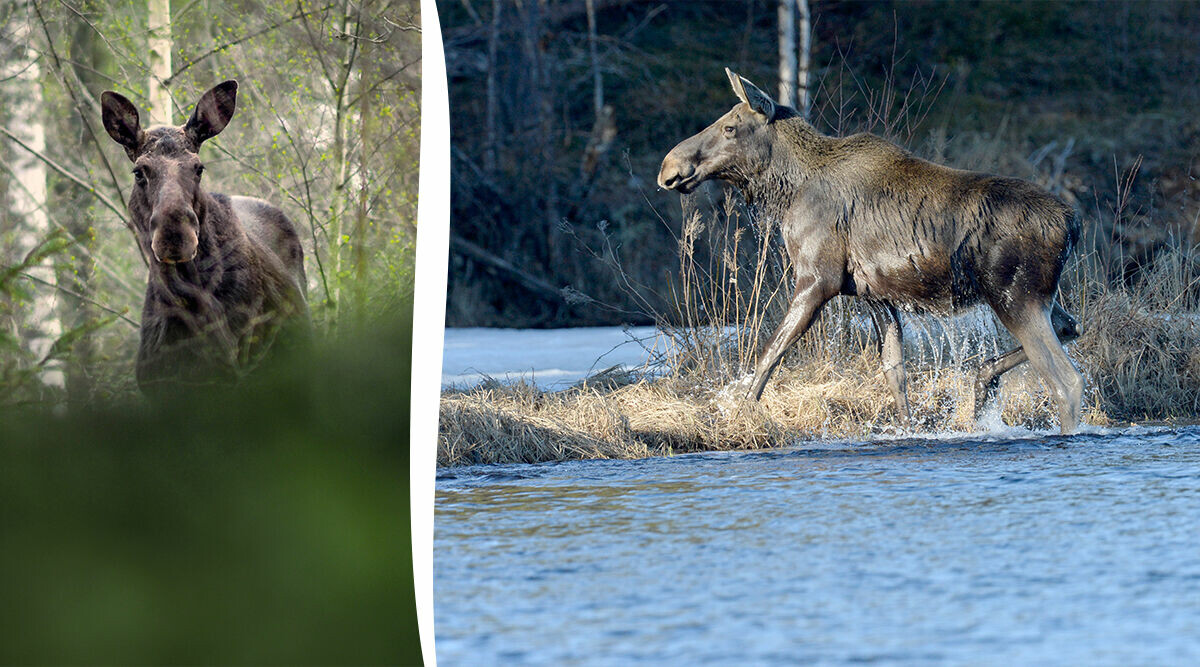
[151,212,200,264]
[658,153,697,192]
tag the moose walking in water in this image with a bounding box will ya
[102,81,309,394]
[658,69,1084,433]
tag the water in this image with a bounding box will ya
[435,426,1200,664]
[442,326,661,389]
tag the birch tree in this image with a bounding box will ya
[147,0,173,123]
[778,0,797,107]
[778,0,813,116]
[798,0,812,118]
[1,9,60,391]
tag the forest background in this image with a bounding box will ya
[0,0,422,661]
[442,0,1200,328]
[437,0,1200,465]
[1,0,420,404]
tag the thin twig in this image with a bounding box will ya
[20,272,139,328]
[0,126,130,228]
[164,3,336,86]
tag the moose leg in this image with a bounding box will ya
[993,303,1085,433]
[974,302,1080,419]
[746,282,831,401]
[870,304,911,426]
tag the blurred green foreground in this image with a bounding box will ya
[0,320,420,665]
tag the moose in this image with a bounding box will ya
[658,69,1084,433]
[102,81,309,393]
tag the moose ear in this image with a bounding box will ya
[101,91,143,159]
[725,67,776,120]
[184,80,238,147]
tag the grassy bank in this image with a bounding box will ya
[439,244,1200,467]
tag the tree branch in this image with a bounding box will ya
[20,272,139,328]
[0,126,129,227]
[164,3,336,86]
[451,234,564,303]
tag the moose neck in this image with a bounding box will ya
[740,114,830,216]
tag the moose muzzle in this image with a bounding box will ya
[151,211,200,264]
[658,144,702,194]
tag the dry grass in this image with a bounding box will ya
[440,170,1200,467]
[437,349,1119,467]
[438,242,1200,467]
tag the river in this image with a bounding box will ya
[435,425,1200,664]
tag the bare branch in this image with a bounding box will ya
[20,273,139,328]
[164,3,336,86]
[0,126,129,228]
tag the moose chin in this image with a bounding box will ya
[102,80,311,395]
[659,68,1084,434]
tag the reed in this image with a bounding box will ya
[439,185,1200,467]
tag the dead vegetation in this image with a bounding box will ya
[439,222,1200,468]
[438,349,1121,468]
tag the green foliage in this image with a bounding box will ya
[0,0,420,403]
[0,312,420,664]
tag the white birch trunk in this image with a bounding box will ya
[798,0,812,119]
[2,12,61,387]
[147,0,173,123]
[777,0,797,107]
[586,0,602,117]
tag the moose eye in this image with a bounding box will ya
[132,167,147,183]
[723,125,736,137]
[194,164,205,177]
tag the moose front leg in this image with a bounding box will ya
[870,304,911,426]
[746,281,832,401]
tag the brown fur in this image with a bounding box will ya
[659,69,1085,433]
[102,82,310,394]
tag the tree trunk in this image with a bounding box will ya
[148,0,173,123]
[586,0,602,117]
[484,0,501,175]
[327,0,362,326]
[51,1,110,403]
[1,11,58,386]
[798,0,812,118]
[777,0,797,107]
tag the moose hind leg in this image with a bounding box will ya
[974,301,1081,420]
[974,346,1026,421]
[871,305,910,426]
[746,283,830,401]
[1002,305,1085,433]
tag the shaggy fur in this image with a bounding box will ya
[102,81,309,393]
[659,68,1085,433]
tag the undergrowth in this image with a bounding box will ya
[439,183,1200,467]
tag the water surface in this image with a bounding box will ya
[436,426,1200,664]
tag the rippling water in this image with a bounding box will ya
[435,426,1200,664]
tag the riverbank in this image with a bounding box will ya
[437,360,1105,467]
[439,293,1200,466]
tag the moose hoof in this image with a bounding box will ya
[972,376,1001,422]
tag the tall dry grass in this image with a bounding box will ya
[439,176,1200,467]
[440,59,1200,467]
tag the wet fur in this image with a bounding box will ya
[659,70,1084,433]
[754,112,1079,315]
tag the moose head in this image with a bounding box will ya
[658,68,781,194]
[102,81,238,265]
